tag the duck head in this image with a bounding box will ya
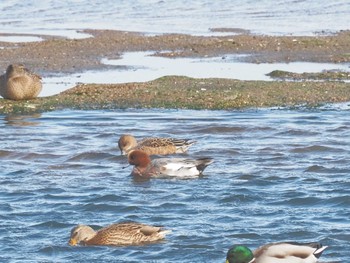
[69,224,96,246]
[127,150,151,168]
[226,245,255,263]
[118,134,137,155]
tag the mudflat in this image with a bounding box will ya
[0,29,349,113]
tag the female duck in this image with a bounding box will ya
[69,222,170,246]
[118,134,195,155]
[0,64,42,100]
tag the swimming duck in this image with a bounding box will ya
[118,134,196,155]
[127,149,213,178]
[0,64,42,100]
[69,222,170,246]
[226,242,328,263]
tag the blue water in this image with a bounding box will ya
[0,0,349,37]
[0,107,349,262]
[0,1,350,262]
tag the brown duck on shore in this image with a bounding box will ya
[0,64,42,100]
[69,222,170,246]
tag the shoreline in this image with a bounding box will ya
[1,29,349,74]
[1,76,349,114]
[0,29,349,114]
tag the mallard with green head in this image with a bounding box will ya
[226,242,327,263]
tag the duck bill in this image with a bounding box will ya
[122,164,131,169]
[69,238,77,246]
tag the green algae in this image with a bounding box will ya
[1,76,349,114]
[267,70,350,81]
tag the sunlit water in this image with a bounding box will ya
[1,107,349,262]
[0,0,349,37]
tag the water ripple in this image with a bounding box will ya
[0,108,349,262]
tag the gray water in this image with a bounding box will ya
[1,107,349,262]
[0,0,349,37]
[42,52,350,97]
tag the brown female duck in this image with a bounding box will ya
[69,222,170,246]
[0,64,42,100]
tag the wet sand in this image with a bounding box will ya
[0,29,349,113]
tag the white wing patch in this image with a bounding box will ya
[161,159,199,177]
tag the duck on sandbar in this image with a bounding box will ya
[0,64,42,100]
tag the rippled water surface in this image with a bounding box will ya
[0,0,349,37]
[0,107,349,262]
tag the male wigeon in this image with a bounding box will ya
[127,150,213,178]
[118,134,196,155]
[69,222,170,246]
[226,242,328,263]
[0,64,42,100]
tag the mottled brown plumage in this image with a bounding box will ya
[69,222,170,246]
[118,134,196,155]
[0,64,42,100]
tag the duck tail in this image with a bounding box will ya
[173,139,197,152]
[313,245,328,259]
[196,158,214,173]
[158,229,172,238]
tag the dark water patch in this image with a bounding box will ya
[327,125,350,132]
[66,151,116,162]
[324,196,350,207]
[82,203,135,213]
[219,192,261,204]
[0,203,13,212]
[291,145,342,153]
[305,165,350,174]
[32,221,70,229]
[88,194,126,202]
[20,152,64,161]
[0,150,17,158]
[269,196,325,207]
[192,126,247,134]
[277,128,321,136]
